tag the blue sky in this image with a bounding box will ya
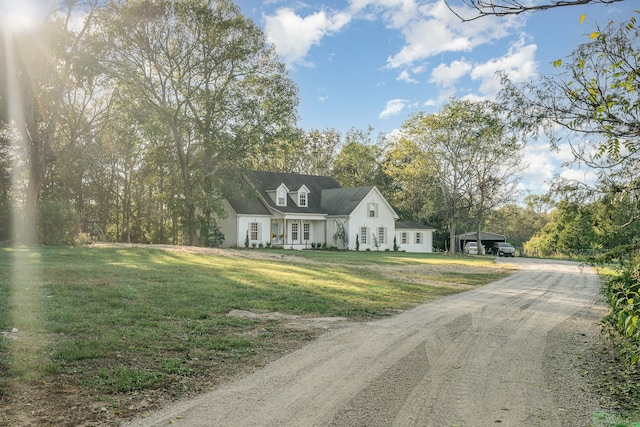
[235,0,636,196]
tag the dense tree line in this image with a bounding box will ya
[1,0,300,246]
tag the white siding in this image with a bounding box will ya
[348,188,397,251]
[325,217,349,249]
[238,216,271,248]
[394,229,434,253]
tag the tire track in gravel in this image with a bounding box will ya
[124,258,605,427]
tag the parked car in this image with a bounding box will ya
[464,241,485,255]
[492,242,516,257]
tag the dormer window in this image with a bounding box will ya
[295,185,310,207]
[276,187,287,206]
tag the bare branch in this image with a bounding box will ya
[444,0,627,21]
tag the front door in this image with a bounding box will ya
[272,222,281,243]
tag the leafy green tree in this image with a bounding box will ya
[499,12,640,224]
[1,1,100,244]
[382,135,438,223]
[96,0,298,245]
[333,127,388,189]
[524,200,597,256]
[293,129,341,176]
[484,195,551,250]
[0,127,11,242]
[389,99,524,253]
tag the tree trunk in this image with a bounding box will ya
[449,215,457,255]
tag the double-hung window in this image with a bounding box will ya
[299,191,307,207]
[360,227,368,244]
[415,232,422,244]
[377,227,385,245]
[277,189,286,206]
[401,232,408,244]
[250,222,259,241]
[303,223,310,241]
[291,223,299,241]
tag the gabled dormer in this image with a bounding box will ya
[276,184,289,207]
[289,184,309,208]
[265,183,289,207]
[297,185,309,207]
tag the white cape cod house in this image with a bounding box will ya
[217,171,433,253]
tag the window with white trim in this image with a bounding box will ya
[401,232,408,244]
[277,188,286,206]
[250,222,260,241]
[291,223,299,241]
[368,203,377,218]
[378,227,385,245]
[299,191,307,207]
[360,227,368,244]
[415,232,422,244]
[303,223,310,241]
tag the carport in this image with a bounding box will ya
[456,231,506,253]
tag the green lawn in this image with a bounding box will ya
[0,246,511,423]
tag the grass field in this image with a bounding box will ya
[0,245,512,425]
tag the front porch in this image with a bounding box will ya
[270,214,327,249]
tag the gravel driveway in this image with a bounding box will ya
[125,257,607,427]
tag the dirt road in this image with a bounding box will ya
[125,257,607,427]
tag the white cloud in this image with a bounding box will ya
[520,141,556,193]
[349,0,419,27]
[264,7,352,68]
[470,39,538,97]
[430,59,472,87]
[379,98,408,119]
[385,0,522,69]
[397,69,418,83]
[559,168,597,183]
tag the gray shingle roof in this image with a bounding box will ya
[395,220,435,230]
[228,171,348,215]
[320,187,374,215]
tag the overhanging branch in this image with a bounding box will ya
[445,0,627,21]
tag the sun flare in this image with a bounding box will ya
[0,0,48,33]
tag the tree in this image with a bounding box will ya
[0,125,11,242]
[382,135,438,223]
[96,0,298,245]
[445,0,626,21]
[255,128,340,175]
[499,11,640,226]
[290,129,341,176]
[332,127,388,189]
[464,101,525,254]
[524,199,598,256]
[390,99,524,254]
[484,195,551,250]
[1,1,100,244]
